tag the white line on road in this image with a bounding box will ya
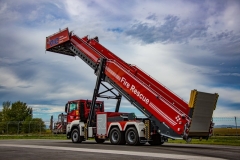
[0,144,225,160]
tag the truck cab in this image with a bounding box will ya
[65,99,104,139]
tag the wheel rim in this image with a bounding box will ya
[127,130,136,143]
[72,132,78,142]
[111,131,119,142]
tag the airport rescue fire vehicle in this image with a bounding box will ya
[45,28,218,145]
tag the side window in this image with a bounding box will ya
[99,103,102,109]
[86,102,102,109]
[86,102,91,108]
[95,103,101,109]
[69,103,77,112]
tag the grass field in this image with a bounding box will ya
[0,128,240,146]
[0,135,240,146]
[168,136,240,146]
[213,128,240,136]
[0,134,66,140]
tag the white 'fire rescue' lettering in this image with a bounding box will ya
[121,77,130,88]
[130,85,149,104]
[106,67,150,105]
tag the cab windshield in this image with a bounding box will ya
[69,103,77,112]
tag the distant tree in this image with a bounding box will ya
[0,111,3,134]
[0,111,2,122]
[0,101,45,134]
[6,101,32,121]
[2,101,11,122]
[22,117,46,133]
[1,101,12,133]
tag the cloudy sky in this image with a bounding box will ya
[0,0,239,124]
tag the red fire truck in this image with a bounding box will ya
[46,28,219,145]
[52,113,67,134]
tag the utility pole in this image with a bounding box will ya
[235,116,238,136]
[50,115,53,132]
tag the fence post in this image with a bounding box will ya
[235,116,238,136]
[212,126,214,136]
[7,122,10,134]
[17,121,20,134]
[52,120,54,135]
[40,122,41,135]
[29,121,32,134]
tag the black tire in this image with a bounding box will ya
[109,127,125,145]
[148,134,164,145]
[148,140,159,145]
[71,128,82,143]
[95,136,105,144]
[125,127,140,145]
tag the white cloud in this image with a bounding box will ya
[30,104,64,113]
[221,1,240,31]
[213,105,240,117]
[203,87,240,104]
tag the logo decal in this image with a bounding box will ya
[48,37,59,47]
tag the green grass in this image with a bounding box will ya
[1,134,240,146]
[213,128,240,136]
[168,136,240,146]
[1,128,240,146]
[0,134,66,140]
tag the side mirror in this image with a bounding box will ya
[65,103,68,113]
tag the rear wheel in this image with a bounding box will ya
[125,127,140,145]
[109,127,125,145]
[95,136,105,144]
[71,128,82,143]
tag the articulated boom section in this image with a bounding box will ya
[46,28,218,140]
[104,61,189,137]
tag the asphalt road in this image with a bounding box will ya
[0,139,239,160]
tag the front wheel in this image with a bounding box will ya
[71,129,82,143]
[125,127,140,145]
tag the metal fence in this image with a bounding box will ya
[212,117,239,136]
[213,117,239,127]
[0,121,47,135]
[0,117,239,135]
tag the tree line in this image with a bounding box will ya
[0,101,46,134]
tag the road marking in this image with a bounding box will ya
[0,144,225,160]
